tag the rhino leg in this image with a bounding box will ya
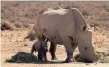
[49,42,57,60]
[62,36,76,63]
[38,41,48,62]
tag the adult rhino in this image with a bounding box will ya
[33,8,95,63]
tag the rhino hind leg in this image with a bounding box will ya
[49,42,57,60]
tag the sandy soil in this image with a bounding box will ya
[1,28,109,67]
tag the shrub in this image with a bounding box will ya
[25,28,36,41]
[1,20,15,30]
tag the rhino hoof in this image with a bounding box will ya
[38,59,48,63]
[51,57,58,60]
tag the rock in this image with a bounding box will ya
[24,44,28,46]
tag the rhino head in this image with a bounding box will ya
[72,8,96,62]
[76,26,95,63]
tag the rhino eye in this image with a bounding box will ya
[85,47,87,50]
[83,26,86,31]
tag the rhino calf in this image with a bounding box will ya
[31,41,48,62]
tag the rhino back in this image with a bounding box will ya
[37,9,76,44]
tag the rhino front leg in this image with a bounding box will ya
[62,36,75,63]
[49,42,57,60]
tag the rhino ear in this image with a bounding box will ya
[80,25,87,31]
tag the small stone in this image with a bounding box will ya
[24,44,28,46]
[86,63,90,65]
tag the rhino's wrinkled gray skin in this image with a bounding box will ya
[34,8,95,63]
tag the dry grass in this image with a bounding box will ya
[1,19,30,30]
[92,27,109,48]
[81,9,89,16]
[25,28,36,41]
[22,23,30,28]
[1,1,109,26]
[14,22,23,28]
[102,4,109,12]
[74,51,109,63]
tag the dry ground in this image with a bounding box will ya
[1,27,109,67]
[1,1,109,67]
